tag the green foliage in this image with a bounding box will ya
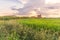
[0,18,60,40]
[0,16,20,20]
[17,18,60,40]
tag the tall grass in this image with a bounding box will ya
[0,18,60,40]
[17,18,60,40]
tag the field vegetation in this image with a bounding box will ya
[0,16,60,40]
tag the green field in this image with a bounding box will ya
[0,18,60,40]
[17,18,60,31]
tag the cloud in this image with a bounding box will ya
[17,0,28,4]
[1,0,60,17]
[46,3,60,9]
[0,0,22,16]
[0,0,21,9]
[43,3,60,17]
[12,0,45,16]
[45,0,60,4]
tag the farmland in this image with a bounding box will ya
[0,17,60,40]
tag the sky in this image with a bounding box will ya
[45,0,60,4]
[0,0,60,17]
[0,0,22,16]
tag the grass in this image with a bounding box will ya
[0,17,60,40]
[17,18,60,31]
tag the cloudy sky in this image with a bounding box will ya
[0,0,60,17]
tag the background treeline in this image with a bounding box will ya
[0,16,37,20]
[0,16,20,20]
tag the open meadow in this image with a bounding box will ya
[0,17,60,40]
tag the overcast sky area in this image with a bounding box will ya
[0,0,60,17]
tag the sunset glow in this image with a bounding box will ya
[0,0,60,18]
[45,0,60,4]
[29,11,37,17]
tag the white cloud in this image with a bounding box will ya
[17,0,28,4]
[0,0,60,18]
[16,0,45,15]
[0,0,22,16]
[45,0,60,4]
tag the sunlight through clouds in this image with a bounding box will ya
[0,0,60,17]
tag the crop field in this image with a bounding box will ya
[0,18,60,40]
[17,18,60,31]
